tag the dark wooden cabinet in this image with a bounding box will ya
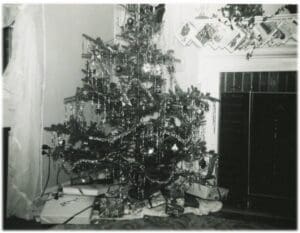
[249,93,296,200]
[219,71,297,217]
[219,93,250,202]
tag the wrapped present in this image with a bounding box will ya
[184,193,199,208]
[205,177,217,186]
[184,199,223,216]
[198,199,223,214]
[164,176,186,198]
[106,184,128,199]
[93,195,124,218]
[124,199,145,215]
[142,204,168,217]
[176,160,193,171]
[176,152,218,181]
[40,195,94,224]
[198,152,218,179]
[70,175,92,186]
[71,169,114,186]
[165,199,184,217]
[165,192,185,217]
[186,183,229,201]
[62,184,109,196]
[91,199,144,223]
[146,191,166,208]
[90,210,101,224]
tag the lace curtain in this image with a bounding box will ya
[3,4,45,219]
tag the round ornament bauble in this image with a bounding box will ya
[199,158,207,169]
[116,65,123,73]
[171,143,179,152]
[152,64,162,76]
[127,17,134,26]
[58,138,65,146]
[148,148,154,155]
[142,63,152,73]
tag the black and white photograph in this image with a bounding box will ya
[2,1,298,230]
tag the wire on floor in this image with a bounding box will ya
[62,204,94,224]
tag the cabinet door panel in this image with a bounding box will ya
[219,93,249,201]
[249,93,296,199]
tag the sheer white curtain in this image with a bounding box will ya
[3,4,45,220]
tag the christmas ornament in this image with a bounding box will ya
[120,174,126,183]
[148,148,154,155]
[127,17,134,26]
[142,63,152,73]
[141,40,149,47]
[186,183,229,201]
[143,81,153,89]
[152,64,162,76]
[199,158,207,169]
[143,24,152,35]
[197,109,204,115]
[58,137,65,146]
[171,144,179,152]
[116,65,123,73]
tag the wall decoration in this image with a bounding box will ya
[175,4,297,58]
[176,22,197,46]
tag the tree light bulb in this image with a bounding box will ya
[171,144,178,152]
[148,148,154,155]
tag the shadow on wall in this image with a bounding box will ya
[42,4,115,190]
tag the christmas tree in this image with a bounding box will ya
[45,4,217,200]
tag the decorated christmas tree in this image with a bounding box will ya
[44,4,218,201]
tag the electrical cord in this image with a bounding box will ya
[62,204,94,224]
[56,166,62,185]
[40,155,51,197]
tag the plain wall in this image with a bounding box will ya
[42,4,114,189]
